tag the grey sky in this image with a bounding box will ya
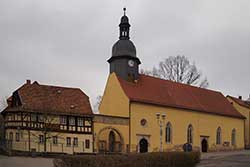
[0,0,250,110]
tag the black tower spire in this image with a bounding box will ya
[119,8,130,40]
[108,8,141,82]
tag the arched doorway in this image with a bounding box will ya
[109,131,116,152]
[201,138,208,152]
[139,138,148,153]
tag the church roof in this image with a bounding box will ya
[227,96,250,109]
[117,74,245,119]
[2,81,93,116]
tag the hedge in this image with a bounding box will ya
[54,151,200,167]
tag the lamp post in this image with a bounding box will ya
[156,112,166,152]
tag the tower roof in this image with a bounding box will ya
[110,8,138,60]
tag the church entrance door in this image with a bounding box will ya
[109,131,116,152]
[201,138,208,152]
[139,138,148,153]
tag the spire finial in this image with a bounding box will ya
[123,7,126,15]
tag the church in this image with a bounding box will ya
[1,9,247,155]
[93,9,246,153]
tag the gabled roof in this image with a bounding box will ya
[3,81,93,116]
[117,74,245,119]
[227,96,250,110]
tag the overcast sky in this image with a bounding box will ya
[0,0,250,110]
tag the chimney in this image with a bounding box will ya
[238,96,242,100]
[26,80,31,84]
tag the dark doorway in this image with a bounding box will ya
[139,138,148,153]
[109,131,115,152]
[201,138,208,152]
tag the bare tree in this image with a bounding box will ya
[0,96,8,111]
[141,55,209,88]
[93,95,102,113]
[29,112,62,153]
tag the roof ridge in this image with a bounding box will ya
[33,83,81,90]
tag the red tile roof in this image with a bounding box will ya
[3,81,93,116]
[118,74,245,119]
[227,96,250,109]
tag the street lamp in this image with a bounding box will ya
[156,112,166,152]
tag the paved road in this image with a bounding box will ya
[197,150,250,167]
[0,155,54,167]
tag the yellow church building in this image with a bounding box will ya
[93,10,246,153]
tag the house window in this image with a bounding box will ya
[66,137,71,146]
[85,139,90,149]
[60,116,67,125]
[31,114,37,122]
[53,136,58,145]
[38,115,44,122]
[69,117,75,126]
[232,129,236,146]
[78,118,84,127]
[73,137,78,146]
[216,127,221,145]
[187,124,193,144]
[166,122,172,143]
[39,135,44,143]
[16,132,20,142]
[9,132,13,141]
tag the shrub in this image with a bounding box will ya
[54,151,200,167]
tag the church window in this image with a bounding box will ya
[187,124,193,144]
[165,122,172,143]
[140,119,147,126]
[216,127,221,145]
[231,129,236,146]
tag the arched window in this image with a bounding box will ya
[232,129,236,146]
[165,122,172,143]
[187,124,193,144]
[216,127,221,145]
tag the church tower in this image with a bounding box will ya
[108,8,141,82]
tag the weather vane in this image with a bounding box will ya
[123,7,126,15]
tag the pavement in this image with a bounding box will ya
[197,150,250,167]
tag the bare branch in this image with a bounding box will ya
[140,55,209,88]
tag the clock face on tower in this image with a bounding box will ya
[128,60,135,67]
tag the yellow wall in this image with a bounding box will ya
[5,129,93,154]
[227,97,250,147]
[94,122,129,152]
[99,73,130,117]
[130,102,245,152]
